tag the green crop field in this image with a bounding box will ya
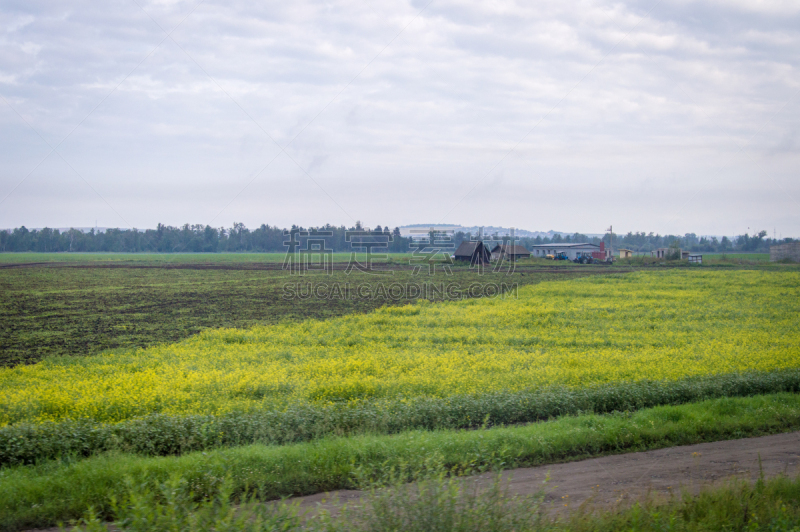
[616,252,776,266]
[701,252,771,262]
[1,254,799,531]
[0,252,417,264]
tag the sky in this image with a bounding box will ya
[1,0,798,237]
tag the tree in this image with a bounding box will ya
[667,239,682,260]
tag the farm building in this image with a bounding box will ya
[530,242,606,261]
[651,248,692,260]
[770,242,800,262]
[453,241,491,265]
[619,248,633,259]
[652,248,676,259]
[688,254,703,264]
[490,244,531,261]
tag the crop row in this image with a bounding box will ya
[3,369,799,466]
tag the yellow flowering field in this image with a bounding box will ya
[1,270,798,425]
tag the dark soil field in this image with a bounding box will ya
[0,253,625,366]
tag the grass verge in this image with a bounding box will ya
[2,392,799,531]
[3,370,799,466]
[318,471,800,532]
[64,470,800,532]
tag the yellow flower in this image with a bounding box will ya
[1,270,798,425]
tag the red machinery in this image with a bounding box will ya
[591,241,608,261]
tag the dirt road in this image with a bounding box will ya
[294,431,800,514]
[25,432,800,531]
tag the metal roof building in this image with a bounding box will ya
[529,242,605,260]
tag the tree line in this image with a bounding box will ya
[0,224,793,254]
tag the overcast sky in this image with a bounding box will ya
[1,0,798,236]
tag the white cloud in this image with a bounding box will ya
[5,14,35,32]
[698,0,800,15]
[0,0,798,235]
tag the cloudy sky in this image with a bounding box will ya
[1,0,798,236]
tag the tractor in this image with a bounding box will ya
[546,252,570,261]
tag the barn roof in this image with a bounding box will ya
[454,241,485,257]
[491,244,531,255]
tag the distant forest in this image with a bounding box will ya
[0,223,793,254]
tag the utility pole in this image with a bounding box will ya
[606,225,613,261]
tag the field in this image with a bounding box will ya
[0,254,603,366]
[1,254,799,530]
[2,270,799,426]
[616,252,774,266]
[700,252,771,261]
[0,252,417,264]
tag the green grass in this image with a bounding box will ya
[62,469,800,532]
[319,473,800,532]
[559,474,800,532]
[318,473,800,532]
[616,253,779,268]
[0,258,606,366]
[0,252,417,264]
[2,392,799,531]
[61,468,800,532]
[702,253,771,261]
[324,472,800,532]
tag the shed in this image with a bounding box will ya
[770,242,800,262]
[651,247,681,259]
[619,248,633,259]
[490,244,531,261]
[453,241,491,265]
[688,254,702,264]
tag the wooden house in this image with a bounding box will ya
[453,241,491,265]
